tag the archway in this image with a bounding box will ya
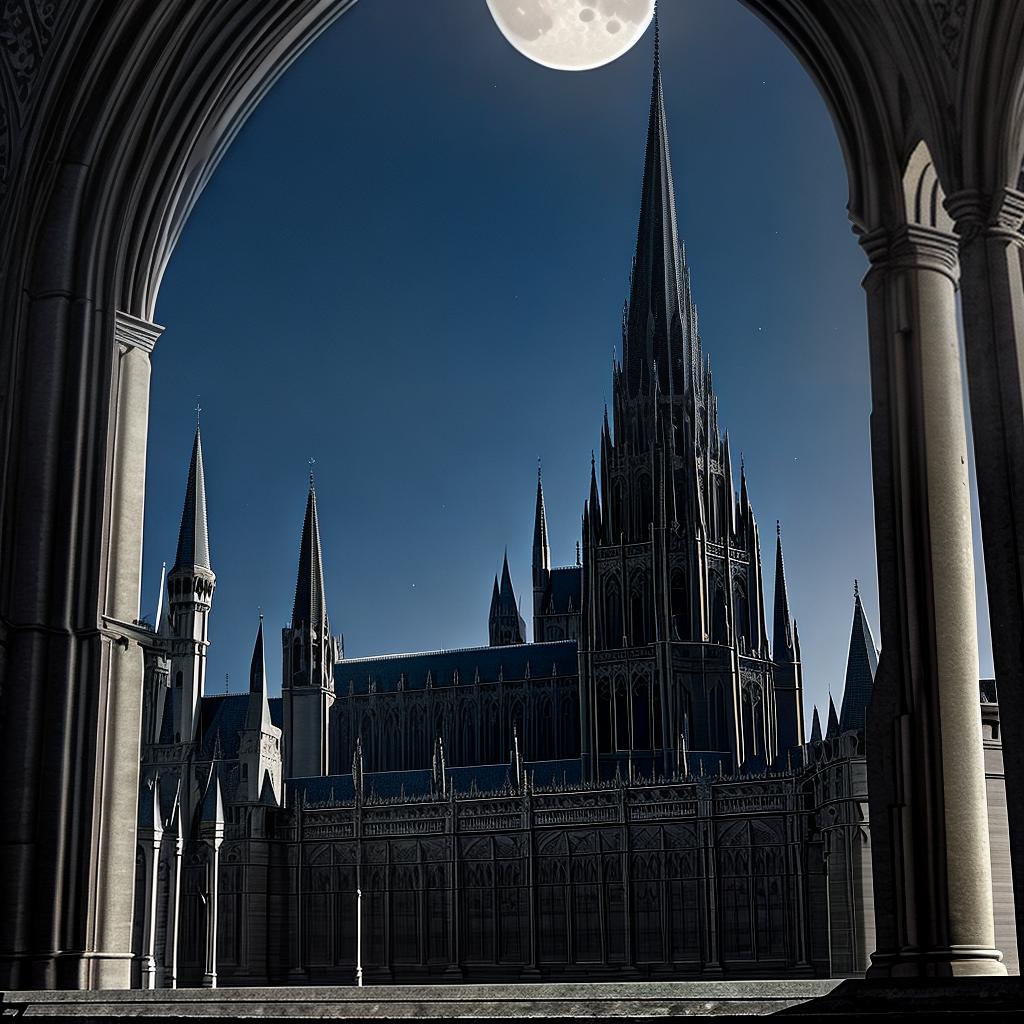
[2,0,1024,989]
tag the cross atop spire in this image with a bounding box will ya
[172,424,212,574]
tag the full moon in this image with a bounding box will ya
[486,0,655,72]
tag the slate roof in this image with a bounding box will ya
[335,639,578,696]
[194,694,283,759]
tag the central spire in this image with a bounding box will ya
[623,19,695,399]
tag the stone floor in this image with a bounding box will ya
[0,978,1022,1019]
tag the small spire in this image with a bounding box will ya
[839,581,879,733]
[826,692,840,738]
[172,424,212,574]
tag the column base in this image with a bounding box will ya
[201,972,218,988]
[868,946,1007,978]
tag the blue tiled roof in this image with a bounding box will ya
[335,639,578,696]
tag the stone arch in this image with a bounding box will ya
[0,0,1016,989]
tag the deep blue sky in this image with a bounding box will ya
[144,0,994,719]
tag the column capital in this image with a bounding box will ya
[114,310,164,354]
[946,188,1024,244]
[860,224,960,284]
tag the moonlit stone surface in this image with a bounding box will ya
[487,0,654,71]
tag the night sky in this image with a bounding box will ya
[143,0,994,720]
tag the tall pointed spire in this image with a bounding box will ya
[173,425,211,573]
[533,464,551,576]
[839,581,879,732]
[773,523,794,663]
[291,475,327,629]
[244,615,272,733]
[826,693,840,738]
[623,17,693,398]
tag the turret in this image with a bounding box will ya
[239,616,282,803]
[167,425,215,746]
[838,580,879,733]
[282,476,341,780]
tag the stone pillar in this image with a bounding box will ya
[137,837,162,990]
[169,830,183,989]
[862,224,1005,977]
[202,841,222,988]
[947,186,1024,950]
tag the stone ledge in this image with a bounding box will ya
[0,978,1021,1018]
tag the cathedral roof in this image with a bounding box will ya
[335,639,578,696]
[191,694,284,759]
[172,425,211,574]
[838,583,879,733]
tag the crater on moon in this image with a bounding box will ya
[487,0,654,71]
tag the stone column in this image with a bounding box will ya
[862,224,1005,977]
[947,186,1024,949]
[202,841,222,988]
[91,312,163,989]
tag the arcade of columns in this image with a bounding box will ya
[1,0,1024,989]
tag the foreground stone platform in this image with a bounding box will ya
[1,978,1022,1019]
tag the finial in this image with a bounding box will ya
[854,578,860,599]
[308,457,316,487]
[537,456,542,481]
[591,449,596,469]
[576,540,581,566]
[258,604,263,622]
[195,398,202,427]
[776,519,781,538]
[653,3,660,67]
[224,673,229,695]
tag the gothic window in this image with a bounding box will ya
[670,569,688,640]
[612,481,625,538]
[712,584,728,644]
[708,683,725,751]
[597,680,613,753]
[603,581,623,649]
[638,475,653,531]
[632,677,651,751]
[651,680,663,753]
[733,582,749,652]
[538,885,568,963]
[614,678,630,751]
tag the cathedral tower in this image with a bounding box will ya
[282,476,341,779]
[167,425,215,747]
[579,31,792,781]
